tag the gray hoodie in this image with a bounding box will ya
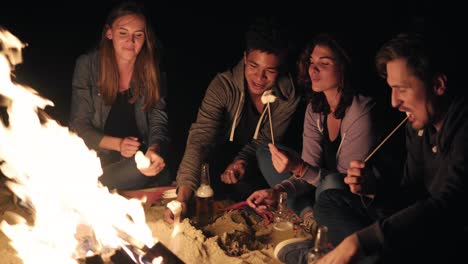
[176,59,300,191]
[278,95,377,196]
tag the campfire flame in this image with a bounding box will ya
[0,29,160,263]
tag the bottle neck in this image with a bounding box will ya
[200,163,211,186]
[313,226,329,251]
[275,192,289,221]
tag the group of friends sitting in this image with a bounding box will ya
[68,2,467,263]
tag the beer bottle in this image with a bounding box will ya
[307,225,329,263]
[195,163,214,226]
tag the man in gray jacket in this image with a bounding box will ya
[165,18,301,223]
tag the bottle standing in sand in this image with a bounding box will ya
[271,191,294,245]
[195,163,214,226]
[307,225,329,263]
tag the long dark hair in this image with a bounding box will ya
[297,33,354,119]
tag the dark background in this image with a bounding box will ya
[1,1,464,177]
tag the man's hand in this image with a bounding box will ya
[164,200,187,224]
[164,186,192,224]
[345,160,376,197]
[246,188,280,214]
[316,233,362,264]
[221,159,246,184]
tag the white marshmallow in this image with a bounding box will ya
[167,200,182,215]
[261,90,277,104]
[135,150,150,169]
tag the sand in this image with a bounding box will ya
[145,206,281,264]
[0,180,27,264]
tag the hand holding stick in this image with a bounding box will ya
[353,115,408,208]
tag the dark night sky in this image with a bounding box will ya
[1,1,464,174]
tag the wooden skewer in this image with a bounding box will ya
[364,116,409,162]
[267,103,275,145]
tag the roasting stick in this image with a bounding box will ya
[364,115,409,162]
[267,103,275,145]
[359,115,408,208]
[261,90,277,145]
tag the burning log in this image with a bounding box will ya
[82,241,184,264]
[141,242,184,264]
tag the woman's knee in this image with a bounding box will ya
[315,188,357,214]
[316,172,346,200]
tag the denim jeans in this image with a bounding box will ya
[98,152,172,190]
[314,189,375,246]
[312,188,464,264]
[256,143,348,216]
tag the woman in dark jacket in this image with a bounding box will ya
[70,2,170,190]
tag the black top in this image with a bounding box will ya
[208,93,262,168]
[321,115,341,172]
[104,90,141,141]
[235,94,262,146]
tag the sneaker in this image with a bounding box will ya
[274,237,314,264]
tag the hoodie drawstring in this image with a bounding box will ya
[229,91,244,142]
[336,133,345,161]
[317,118,323,133]
[253,106,269,140]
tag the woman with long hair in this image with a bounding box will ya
[70,2,171,190]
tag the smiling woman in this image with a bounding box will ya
[106,14,146,65]
[69,1,172,191]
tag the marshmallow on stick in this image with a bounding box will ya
[135,150,151,169]
[261,90,277,145]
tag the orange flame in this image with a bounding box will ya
[0,29,157,263]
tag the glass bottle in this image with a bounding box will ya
[307,225,329,263]
[271,191,294,245]
[195,163,214,226]
[274,191,290,223]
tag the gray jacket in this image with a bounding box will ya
[177,59,300,191]
[69,50,169,155]
[279,95,377,195]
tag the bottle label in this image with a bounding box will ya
[195,195,214,226]
[195,184,214,198]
